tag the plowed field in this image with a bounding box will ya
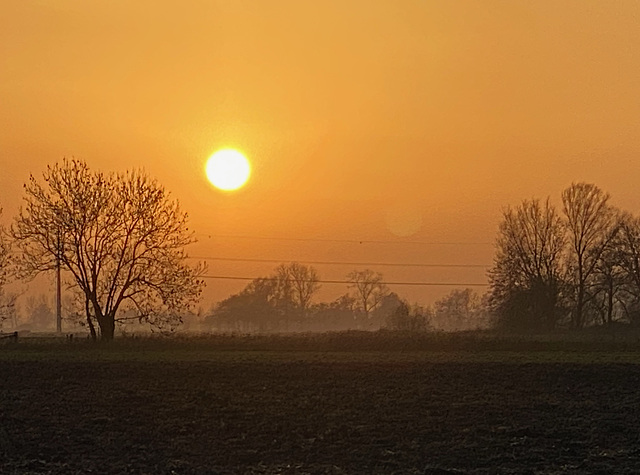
[2,342,640,474]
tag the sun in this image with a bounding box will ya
[205,149,251,191]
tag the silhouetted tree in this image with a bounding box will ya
[562,183,619,328]
[275,262,321,320]
[210,277,282,332]
[613,214,640,324]
[586,224,628,326]
[208,264,320,332]
[371,292,404,329]
[433,288,488,331]
[12,159,205,340]
[310,294,357,331]
[386,300,431,332]
[347,269,389,324]
[488,198,565,331]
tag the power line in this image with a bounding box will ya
[197,233,493,246]
[201,275,489,287]
[189,255,490,268]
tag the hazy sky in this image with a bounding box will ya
[1,1,639,306]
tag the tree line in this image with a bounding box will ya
[203,265,488,333]
[205,266,398,332]
[1,159,634,338]
[0,159,491,339]
[488,182,640,331]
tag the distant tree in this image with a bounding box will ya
[329,294,357,315]
[310,294,357,331]
[488,198,565,331]
[371,292,404,329]
[0,206,15,329]
[275,262,321,320]
[586,223,628,326]
[613,214,640,324]
[562,183,619,328]
[24,294,55,331]
[433,288,488,331]
[269,268,295,328]
[208,263,321,332]
[386,300,431,332]
[1,299,19,330]
[11,159,205,341]
[208,278,281,332]
[347,269,390,323]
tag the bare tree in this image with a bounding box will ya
[488,198,565,331]
[386,300,431,332]
[347,269,389,322]
[611,213,640,323]
[12,159,205,340]
[433,289,488,331]
[210,263,321,332]
[587,226,628,326]
[617,214,640,293]
[562,183,619,328]
[0,206,15,329]
[275,262,321,319]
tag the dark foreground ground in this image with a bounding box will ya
[2,336,640,474]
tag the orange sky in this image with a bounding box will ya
[1,1,640,307]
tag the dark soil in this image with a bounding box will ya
[2,356,640,474]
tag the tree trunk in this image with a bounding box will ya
[575,258,585,329]
[98,316,115,341]
[575,286,585,329]
[93,310,115,341]
[87,315,97,341]
[607,280,614,325]
[89,297,115,341]
[84,297,97,342]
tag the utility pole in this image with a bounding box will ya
[56,232,62,333]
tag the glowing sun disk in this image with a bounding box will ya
[205,149,251,191]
